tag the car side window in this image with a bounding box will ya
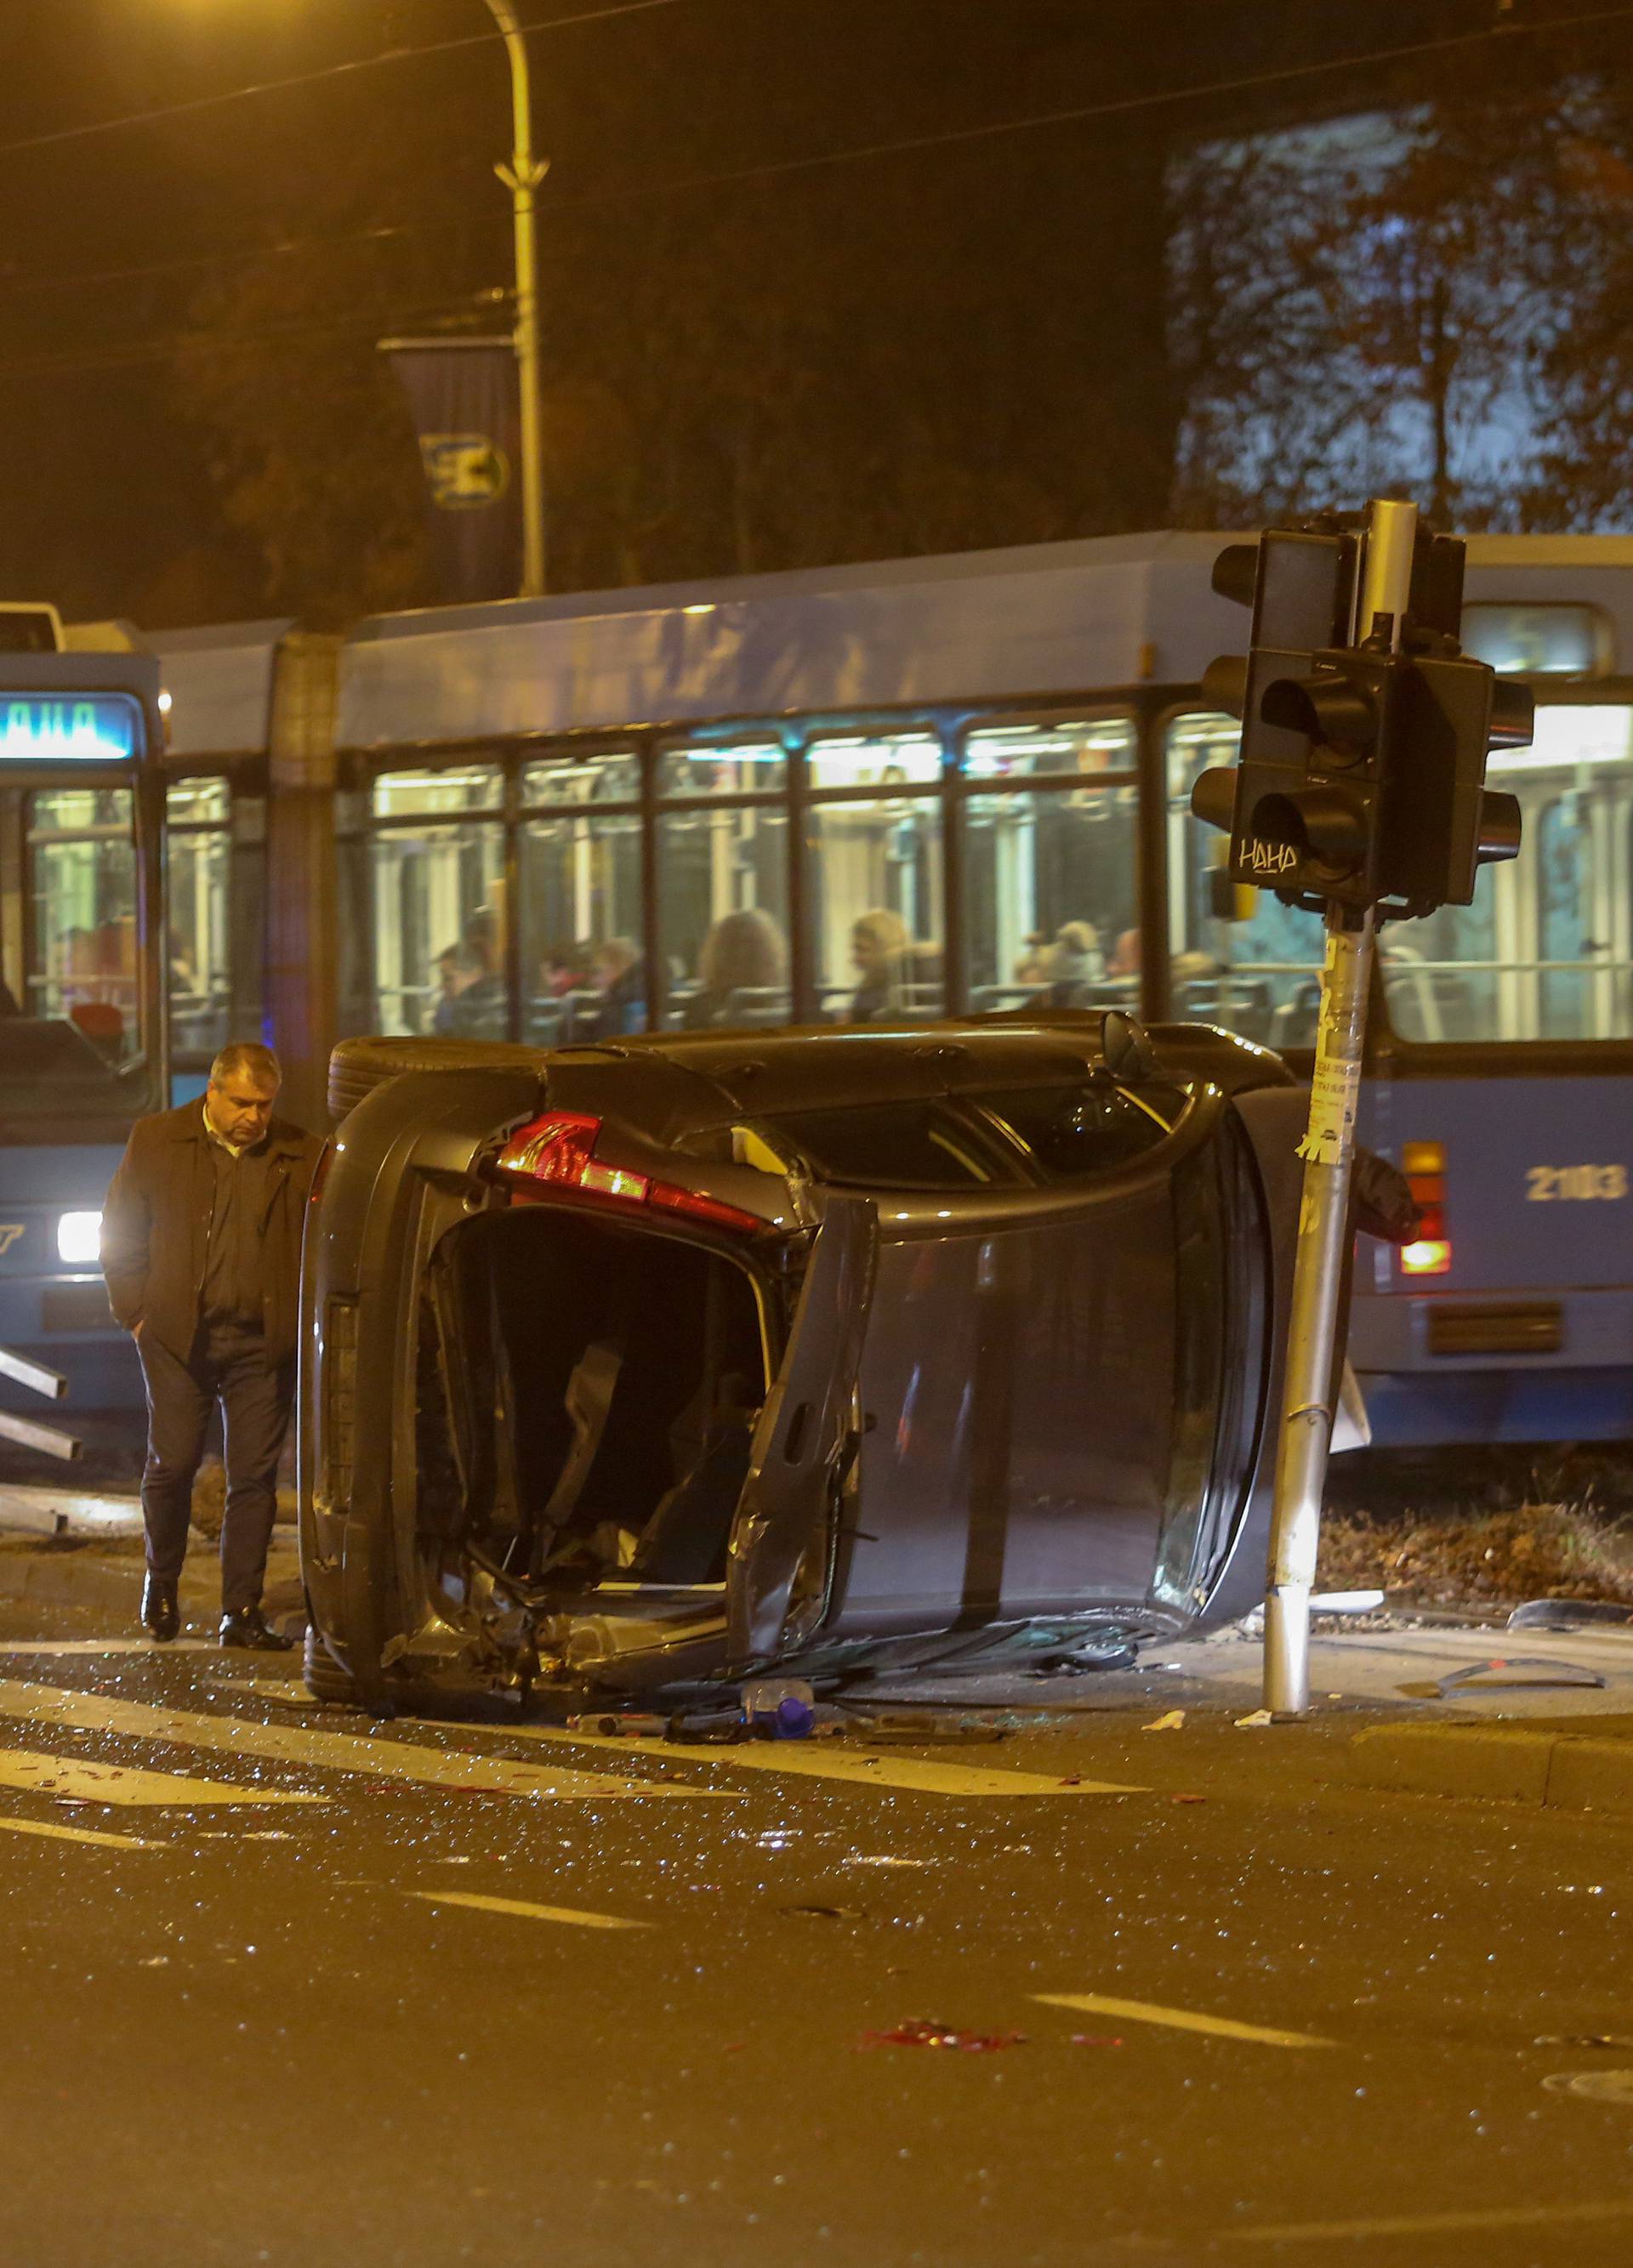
[975,1081,1186,1182]
[758,1102,1011,1191]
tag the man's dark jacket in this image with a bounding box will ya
[100,1102,325,1366]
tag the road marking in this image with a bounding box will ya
[1226,2197,1633,2244]
[1034,1992,1334,2049]
[254,1681,1141,1798]
[0,1640,219,1656]
[0,1680,726,1803]
[407,1890,653,1930]
[0,1815,164,1850]
[504,1723,1141,1798]
[0,1745,325,1807]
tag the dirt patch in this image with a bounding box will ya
[1317,1502,1633,1606]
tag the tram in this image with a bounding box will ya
[136,530,1633,1447]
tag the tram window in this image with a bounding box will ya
[166,776,231,1060]
[522,751,640,805]
[806,790,944,1023]
[658,808,790,1031]
[371,818,506,1037]
[1384,702,1633,1044]
[658,742,786,797]
[964,716,1136,782]
[166,776,230,825]
[807,730,941,790]
[964,782,1138,1015]
[1164,712,1323,1049]
[26,787,140,1060]
[521,809,644,1043]
[372,766,502,817]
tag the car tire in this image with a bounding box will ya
[304,1624,359,1706]
[327,1034,545,1123]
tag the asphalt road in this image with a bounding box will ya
[2,1594,1632,2268]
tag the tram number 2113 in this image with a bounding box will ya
[1525,1164,1630,1202]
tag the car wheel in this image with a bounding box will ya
[327,1034,545,1123]
[304,1624,359,1705]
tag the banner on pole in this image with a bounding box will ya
[380,337,522,604]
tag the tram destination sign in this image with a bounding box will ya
[0,692,143,763]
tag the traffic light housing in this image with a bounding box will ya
[1191,523,1530,916]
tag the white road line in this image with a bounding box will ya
[0,1815,164,1850]
[0,1640,219,1656]
[0,1680,726,1803]
[1034,1992,1335,2049]
[0,1746,325,1808]
[248,1680,1141,1798]
[407,1890,653,1930]
[1226,2198,1633,2244]
[503,1723,1141,1799]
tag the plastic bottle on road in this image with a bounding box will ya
[739,1677,816,1739]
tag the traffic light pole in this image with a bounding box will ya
[1261,497,1417,1715]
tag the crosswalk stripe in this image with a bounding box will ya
[504,1721,1142,1799]
[0,1680,728,1803]
[406,1890,652,1930]
[1034,1992,1334,2049]
[0,1745,325,1808]
[0,1815,165,1850]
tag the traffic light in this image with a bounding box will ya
[1191,522,1530,917]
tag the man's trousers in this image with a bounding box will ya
[136,1323,293,1614]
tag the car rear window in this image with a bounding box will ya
[760,1102,1011,1190]
[974,1081,1187,1180]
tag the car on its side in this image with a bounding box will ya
[298,1015,1403,1714]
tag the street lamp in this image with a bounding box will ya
[483,0,549,599]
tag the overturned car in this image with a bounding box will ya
[299,1016,1403,1714]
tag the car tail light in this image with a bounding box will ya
[496,1111,764,1236]
[1398,1140,1451,1276]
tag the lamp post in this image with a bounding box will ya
[484,0,548,598]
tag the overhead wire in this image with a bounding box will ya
[2,0,1631,378]
[0,0,688,163]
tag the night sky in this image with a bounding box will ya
[0,1,1602,625]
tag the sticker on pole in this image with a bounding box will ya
[1297,934,1363,1167]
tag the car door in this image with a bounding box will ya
[725,1191,877,1663]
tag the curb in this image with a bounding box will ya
[1350,1721,1633,1816]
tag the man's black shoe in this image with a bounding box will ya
[218,1606,295,1652]
[140,1575,180,1643]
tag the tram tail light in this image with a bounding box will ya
[1398,1140,1451,1276]
[496,1111,765,1236]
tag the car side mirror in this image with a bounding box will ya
[1099,1008,1158,1083]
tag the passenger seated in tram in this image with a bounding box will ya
[682,908,788,1029]
[587,937,646,1039]
[847,908,911,1020]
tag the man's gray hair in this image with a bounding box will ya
[209,1041,282,1091]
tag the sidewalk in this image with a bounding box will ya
[0,1484,302,1632]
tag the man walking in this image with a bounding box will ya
[101,1043,323,1649]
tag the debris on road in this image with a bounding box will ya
[1432,1656,1606,1697]
[1235,1708,1275,1728]
[1141,1710,1186,1731]
[858,2019,1027,2053]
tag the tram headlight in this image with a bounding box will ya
[57,1211,103,1265]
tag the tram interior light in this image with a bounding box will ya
[56,1211,102,1265]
